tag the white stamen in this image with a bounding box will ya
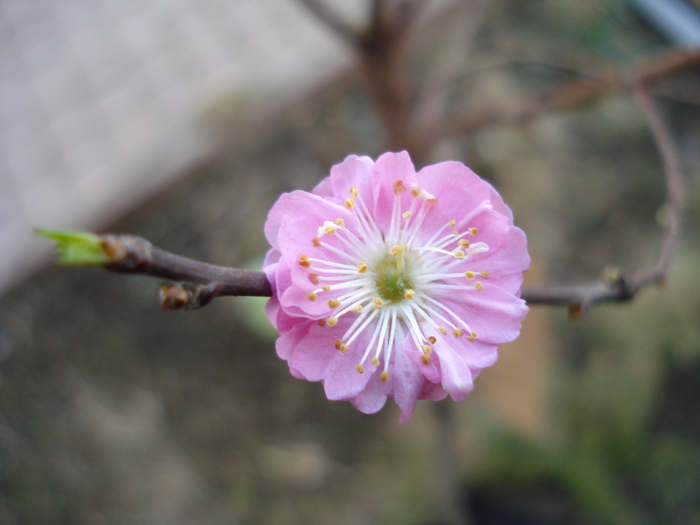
[299,180,491,377]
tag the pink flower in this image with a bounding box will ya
[263,152,529,422]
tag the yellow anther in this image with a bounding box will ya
[421,354,432,365]
[469,227,478,235]
[380,371,389,382]
[322,222,338,235]
[334,218,345,226]
[371,357,380,366]
[335,339,343,350]
[350,187,359,197]
[393,180,407,194]
[310,273,320,285]
[339,344,348,353]
[467,331,478,342]
[411,187,421,198]
[312,237,321,247]
[454,250,465,260]
[372,298,384,309]
[327,317,338,327]
[428,336,437,344]
[402,211,412,218]
[390,244,406,256]
[327,298,341,309]
[322,285,331,292]
[480,271,491,279]
[448,219,456,228]
[438,326,447,335]
[421,344,432,354]
[351,304,363,313]
[474,282,484,291]
[299,255,311,268]
[318,318,327,327]
[453,328,464,338]
[357,261,368,273]
[344,198,356,209]
[427,197,438,205]
[356,364,364,374]
[306,292,317,301]
[465,271,476,280]
[458,239,471,248]
[404,289,415,300]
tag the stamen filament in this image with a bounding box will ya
[359,310,390,367]
[421,294,474,334]
[344,309,380,348]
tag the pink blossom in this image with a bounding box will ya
[263,151,529,422]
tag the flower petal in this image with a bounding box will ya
[433,340,474,402]
[440,286,528,344]
[390,329,426,422]
[370,151,418,235]
[351,372,388,414]
[314,155,375,205]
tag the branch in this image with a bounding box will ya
[422,50,700,141]
[295,0,360,45]
[629,86,684,285]
[520,85,685,315]
[300,0,429,160]
[101,234,272,308]
[521,274,636,318]
[356,0,425,160]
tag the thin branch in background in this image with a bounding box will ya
[295,0,360,45]
[629,86,684,286]
[424,50,700,143]
[412,0,497,142]
[416,54,603,115]
[356,0,417,158]
[298,0,424,159]
[521,86,685,315]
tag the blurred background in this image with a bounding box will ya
[1,0,700,523]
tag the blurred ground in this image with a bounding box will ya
[1,1,700,524]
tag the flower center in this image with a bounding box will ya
[373,252,414,303]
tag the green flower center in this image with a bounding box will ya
[373,249,414,303]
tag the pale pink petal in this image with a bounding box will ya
[419,381,448,401]
[314,155,375,204]
[405,336,441,384]
[417,160,513,221]
[351,372,388,414]
[287,321,340,381]
[266,190,356,252]
[433,339,474,401]
[440,287,528,344]
[275,320,312,361]
[473,226,530,295]
[392,333,427,423]
[370,151,418,234]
